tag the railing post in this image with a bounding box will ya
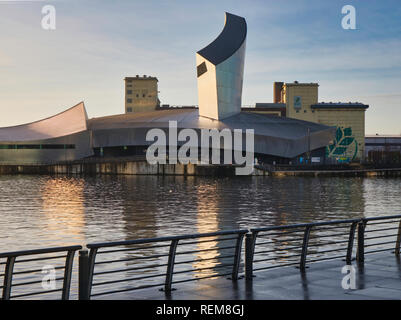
[164,239,179,292]
[231,233,245,281]
[2,256,15,300]
[245,232,256,280]
[299,226,312,272]
[346,222,358,265]
[395,220,401,257]
[61,250,76,300]
[78,249,90,300]
[87,248,98,299]
[357,221,365,265]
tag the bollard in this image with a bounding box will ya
[78,249,90,300]
[245,233,254,280]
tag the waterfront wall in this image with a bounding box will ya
[0,160,268,176]
[1,160,400,177]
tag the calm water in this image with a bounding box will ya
[0,174,400,299]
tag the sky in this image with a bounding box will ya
[0,0,400,134]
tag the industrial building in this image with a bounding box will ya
[0,12,336,168]
[253,81,369,162]
[124,75,159,113]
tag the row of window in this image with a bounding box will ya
[126,90,152,97]
[0,144,75,150]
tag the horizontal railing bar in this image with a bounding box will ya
[364,241,395,247]
[90,283,165,297]
[171,272,232,284]
[93,263,169,276]
[92,273,165,286]
[365,248,394,254]
[310,224,352,231]
[364,227,399,233]
[254,246,303,255]
[87,230,248,249]
[97,244,171,254]
[251,218,360,233]
[256,237,305,245]
[15,255,67,263]
[366,220,400,226]
[0,245,82,258]
[255,230,305,237]
[173,264,233,275]
[94,254,169,265]
[174,255,235,265]
[179,236,239,245]
[307,247,348,255]
[305,255,346,264]
[253,261,300,271]
[308,239,350,247]
[253,254,302,263]
[11,277,65,287]
[364,215,401,222]
[175,246,236,255]
[364,234,397,241]
[309,232,350,239]
[10,288,62,299]
[11,265,65,276]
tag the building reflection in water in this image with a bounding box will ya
[191,178,241,279]
[250,177,366,265]
[40,177,85,246]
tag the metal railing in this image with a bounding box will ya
[79,230,248,299]
[1,215,401,299]
[245,215,401,280]
[0,245,82,300]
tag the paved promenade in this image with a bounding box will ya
[99,252,401,300]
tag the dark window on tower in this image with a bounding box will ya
[197,62,207,77]
[127,90,132,94]
[127,98,132,103]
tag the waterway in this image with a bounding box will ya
[0,175,400,299]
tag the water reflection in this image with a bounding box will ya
[0,175,400,298]
[40,177,85,245]
[193,181,220,278]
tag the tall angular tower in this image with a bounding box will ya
[196,12,247,120]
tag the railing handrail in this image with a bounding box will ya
[86,229,248,249]
[250,218,361,233]
[250,215,401,233]
[0,245,82,258]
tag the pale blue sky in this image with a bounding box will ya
[0,0,400,134]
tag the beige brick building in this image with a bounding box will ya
[124,75,159,113]
[274,81,369,161]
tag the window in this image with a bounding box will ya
[127,90,132,94]
[127,98,132,103]
[136,94,139,98]
[127,107,132,113]
[142,94,146,98]
[197,62,207,77]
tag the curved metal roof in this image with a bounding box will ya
[0,102,88,142]
[88,109,335,158]
[197,12,247,66]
